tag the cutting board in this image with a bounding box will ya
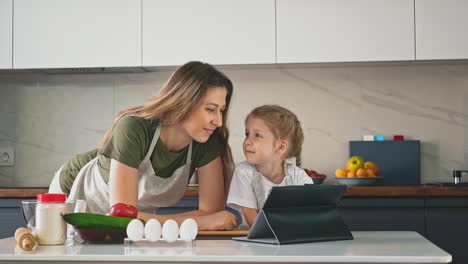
[198,229,249,236]
[349,140,420,185]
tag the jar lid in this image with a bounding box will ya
[37,193,67,203]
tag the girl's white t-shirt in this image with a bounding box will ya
[227,160,314,213]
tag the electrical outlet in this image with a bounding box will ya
[0,146,14,166]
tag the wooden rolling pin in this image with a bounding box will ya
[15,227,36,251]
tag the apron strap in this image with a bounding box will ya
[186,140,193,164]
[251,167,266,209]
[143,124,161,162]
[142,123,193,164]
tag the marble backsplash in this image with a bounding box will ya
[0,62,467,187]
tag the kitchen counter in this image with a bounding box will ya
[0,231,451,264]
[2,186,468,198]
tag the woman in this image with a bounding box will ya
[49,61,237,230]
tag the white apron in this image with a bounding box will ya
[49,124,192,214]
[251,158,296,209]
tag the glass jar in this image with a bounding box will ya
[35,193,67,245]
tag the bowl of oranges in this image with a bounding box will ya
[334,156,382,186]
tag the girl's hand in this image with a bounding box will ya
[198,211,238,231]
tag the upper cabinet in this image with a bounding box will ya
[276,0,415,63]
[415,0,468,60]
[0,0,12,69]
[13,0,141,69]
[5,0,468,69]
[142,0,275,66]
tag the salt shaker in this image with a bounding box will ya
[35,193,67,245]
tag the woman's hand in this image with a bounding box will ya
[197,210,238,231]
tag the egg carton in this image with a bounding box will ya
[124,238,195,248]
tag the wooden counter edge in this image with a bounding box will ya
[344,186,468,197]
[424,186,468,197]
[0,187,200,198]
[344,186,427,197]
[0,188,49,198]
[2,186,468,198]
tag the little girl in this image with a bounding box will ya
[227,105,313,227]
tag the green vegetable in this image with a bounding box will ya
[63,213,145,230]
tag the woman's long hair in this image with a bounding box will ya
[100,61,234,198]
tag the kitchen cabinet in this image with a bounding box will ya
[142,0,275,66]
[276,0,415,63]
[338,198,426,235]
[13,0,141,69]
[425,197,468,264]
[0,199,25,239]
[0,0,12,69]
[1,195,467,264]
[156,197,427,234]
[415,0,468,60]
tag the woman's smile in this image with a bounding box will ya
[204,128,215,135]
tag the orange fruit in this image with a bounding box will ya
[335,168,348,178]
[347,170,357,178]
[366,169,376,177]
[356,168,368,177]
[364,161,380,176]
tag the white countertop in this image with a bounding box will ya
[0,231,451,264]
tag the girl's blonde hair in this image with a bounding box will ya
[246,105,304,166]
[100,61,234,197]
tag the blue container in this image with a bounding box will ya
[374,135,385,141]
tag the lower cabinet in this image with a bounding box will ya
[425,197,468,264]
[338,198,426,235]
[0,196,467,264]
[0,199,26,238]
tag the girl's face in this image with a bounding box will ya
[182,86,227,143]
[243,116,283,165]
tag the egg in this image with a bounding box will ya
[162,219,179,242]
[144,219,162,241]
[179,218,198,241]
[126,219,144,241]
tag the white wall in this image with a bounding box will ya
[1,62,467,187]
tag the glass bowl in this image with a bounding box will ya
[20,200,37,229]
[20,199,87,236]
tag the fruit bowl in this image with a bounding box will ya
[311,177,326,185]
[304,169,327,184]
[334,177,383,186]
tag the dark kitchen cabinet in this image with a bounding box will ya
[0,199,26,238]
[156,197,428,235]
[425,197,468,264]
[0,195,466,264]
[338,197,426,235]
[155,197,199,215]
